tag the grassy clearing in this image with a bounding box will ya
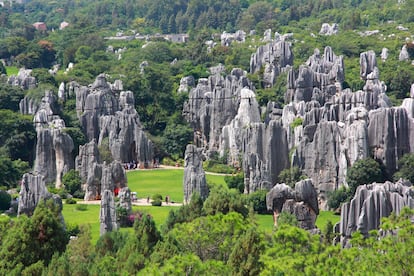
[315,210,340,229]
[126,169,227,203]
[62,203,180,244]
[5,66,19,76]
[63,169,339,243]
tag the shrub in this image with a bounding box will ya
[152,194,163,201]
[0,190,11,211]
[75,204,88,211]
[73,190,85,199]
[247,190,269,214]
[151,200,162,206]
[224,173,244,193]
[62,170,82,195]
[277,211,298,227]
[65,198,77,204]
[278,166,305,188]
[327,186,349,210]
[290,117,303,129]
[347,158,384,196]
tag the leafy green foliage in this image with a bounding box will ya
[203,184,249,218]
[247,189,269,214]
[0,83,25,111]
[278,166,305,188]
[62,169,82,195]
[327,186,350,210]
[224,173,244,193]
[0,199,68,271]
[393,153,414,183]
[0,190,11,211]
[346,158,385,196]
[161,123,193,159]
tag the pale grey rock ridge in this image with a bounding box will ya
[338,180,414,245]
[183,68,254,155]
[18,172,63,217]
[32,90,74,188]
[8,68,36,90]
[100,189,118,235]
[250,39,293,88]
[266,179,319,230]
[183,144,209,204]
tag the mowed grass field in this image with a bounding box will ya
[63,168,340,243]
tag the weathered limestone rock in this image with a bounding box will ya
[18,173,63,217]
[183,68,254,154]
[399,45,410,61]
[74,75,154,166]
[381,48,388,62]
[100,189,118,235]
[221,30,246,46]
[220,88,261,165]
[178,76,195,93]
[75,139,101,184]
[7,68,36,90]
[183,144,209,204]
[242,120,289,193]
[288,47,344,104]
[368,107,412,176]
[338,180,414,245]
[319,23,339,35]
[98,91,153,165]
[32,91,74,188]
[266,179,319,230]
[360,50,377,80]
[250,40,293,88]
[118,187,132,213]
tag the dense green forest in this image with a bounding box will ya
[2,0,414,274]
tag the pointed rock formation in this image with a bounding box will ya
[100,189,118,235]
[18,173,63,217]
[183,144,209,203]
[338,180,414,246]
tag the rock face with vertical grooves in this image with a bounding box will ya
[183,144,209,204]
[32,90,74,188]
[338,180,414,246]
[8,68,37,90]
[100,189,118,236]
[18,173,63,217]
[266,179,319,230]
[250,40,293,88]
[74,74,153,166]
[183,68,254,155]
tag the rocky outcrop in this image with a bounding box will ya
[368,107,412,176]
[32,90,74,188]
[250,40,293,88]
[266,179,319,230]
[8,68,36,90]
[18,173,63,217]
[74,75,153,166]
[338,180,414,246]
[399,45,410,61]
[183,68,254,155]
[219,88,261,165]
[183,144,209,204]
[178,76,195,93]
[288,47,344,104]
[118,187,132,213]
[242,120,289,193]
[319,23,339,35]
[75,140,127,201]
[100,189,118,236]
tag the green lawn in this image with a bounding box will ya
[5,66,19,76]
[62,203,179,244]
[126,169,226,203]
[63,169,339,244]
